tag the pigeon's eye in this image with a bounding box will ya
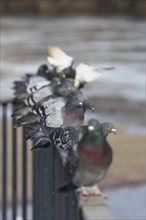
[88,125,94,131]
[62,74,66,78]
[78,102,83,106]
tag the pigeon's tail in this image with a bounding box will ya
[16,113,38,127]
[12,106,30,118]
[59,181,78,192]
[24,122,41,140]
[13,80,26,91]
[24,123,52,150]
[13,81,28,99]
[31,138,51,151]
[12,97,28,114]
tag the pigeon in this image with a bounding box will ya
[24,91,94,153]
[12,64,53,117]
[59,119,116,196]
[12,74,77,121]
[30,124,87,164]
[16,90,94,154]
[13,64,52,99]
[12,77,61,118]
[24,91,94,128]
[33,90,94,127]
[47,45,102,88]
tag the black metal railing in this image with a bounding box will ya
[1,102,80,220]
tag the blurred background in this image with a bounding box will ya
[1,0,145,219]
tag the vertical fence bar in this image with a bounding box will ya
[68,193,80,220]
[32,146,55,220]
[22,127,27,219]
[54,148,65,220]
[32,150,36,220]
[32,145,41,220]
[43,147,55,220]
[12,116,17,220]
[2,103,7,220]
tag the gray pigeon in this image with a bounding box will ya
[12,74,78,121]
[59,119,116,196]
[30,124,87,164]
[13,64,52,99]
[12,64,54,118]
[18,89,94,127]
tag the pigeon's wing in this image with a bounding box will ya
[30,129,51,151]
[25,85,53,107]
[32,96,65,127]
[13,74,49,102]
[75,63,101,87]
[13,80,28,99]
[58,142,79,192]
[16,112,38,126]
[65,143,79,175]
[47,45,73,71]
[24,122,41,140]
[26,76,49,93]
[63,126,87,172]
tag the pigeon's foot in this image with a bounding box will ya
[78,185,107,198]
[90,185,107,198]
[79,186,89,196]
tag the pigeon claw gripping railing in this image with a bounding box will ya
[1,102,116,220]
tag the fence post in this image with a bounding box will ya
[12,116,17,220]
[22,127,27,219]
[32,147,55,220]
[2,103,7,220]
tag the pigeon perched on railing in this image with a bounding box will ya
[59,119,116,196]
[16,88,94,126]
[12,76,76,119]
[12,64,53,117]
[30,119,115,171]
[30,124,87,164]
[13,64,53,99]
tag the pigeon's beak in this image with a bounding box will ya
[83,101,94,112]
[88,104,94,112]
[111,128,116,135]
[91,106,95,112]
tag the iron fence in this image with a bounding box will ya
[1,102,81,220]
